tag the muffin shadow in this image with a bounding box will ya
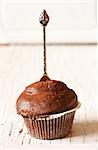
[72,120,98,137]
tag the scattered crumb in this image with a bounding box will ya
[19,128,23,134]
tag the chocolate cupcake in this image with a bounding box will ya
[16,75,80,139]
[16,10,80,140]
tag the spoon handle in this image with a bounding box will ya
[39,10,49,76]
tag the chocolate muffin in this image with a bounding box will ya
[16,75,80,139]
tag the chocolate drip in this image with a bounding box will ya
[43,26,47,75]
[40,75,50,81]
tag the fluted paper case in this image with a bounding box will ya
[24,102,81,140]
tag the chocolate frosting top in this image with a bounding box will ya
[16,76,78,117]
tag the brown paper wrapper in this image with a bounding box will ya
[24,102,81,140]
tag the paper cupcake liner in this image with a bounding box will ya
[24,102,81,140]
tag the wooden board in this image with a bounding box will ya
[0,45,97,149]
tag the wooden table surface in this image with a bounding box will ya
[0,45,97,149]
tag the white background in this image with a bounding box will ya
[0,0,97,43]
